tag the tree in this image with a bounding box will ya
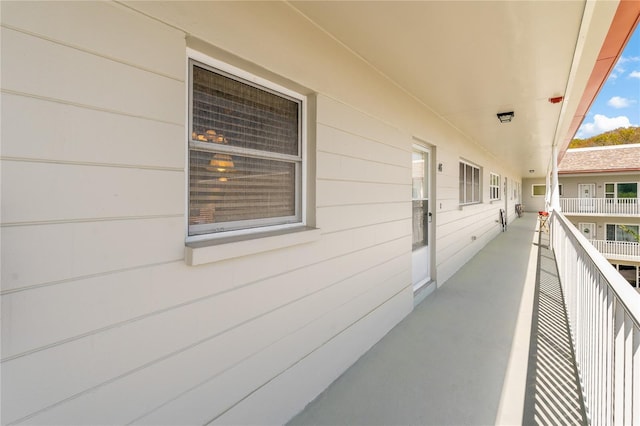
[569,126,640,148]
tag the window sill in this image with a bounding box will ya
[490,199,502,204]
[185,226,321,266]
[458,202,482,210]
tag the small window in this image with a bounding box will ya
[532,184,563,197]
[188,58,304,238]
[459,160,481,204]
[489,173,501,200]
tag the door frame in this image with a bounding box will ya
[411,140,436,302]
[578,222,596,240]
[578,183,596,212]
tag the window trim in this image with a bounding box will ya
[459,159,482,205]
[185,49,308,243]
[489,172,501,201]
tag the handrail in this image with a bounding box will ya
[559,197,639,215]
[551,211,640,425]
[590,239,640,260]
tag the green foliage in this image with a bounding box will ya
[569,126,640,148]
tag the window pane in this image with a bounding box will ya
[412,152,425,200]
[465,164,472,203]
[617,183,637,198]
[617,265,638,287]
[192,65,299,156]
[533,185,545,196]
[605,183,614,194]
[189,150,296,234]
[606,224,616,241]
[412,200,427,249]
[616,225,639,242]
[473,167,480,202]
[459,163,465,203]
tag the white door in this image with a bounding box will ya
[579,183,595,212]
[412,146,431,292]
[578,222,596,240]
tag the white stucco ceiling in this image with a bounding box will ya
[288,0,619,178]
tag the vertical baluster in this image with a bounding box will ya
[585,255,592,416]
[632,325,639,424]
[623,314,632,424]
[596,275,604,425]
[605,287,614,424]
[613,301,625,425]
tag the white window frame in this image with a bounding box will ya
[532,184,563,197]
[459,160,482,205]
[489,173,501,201]
[604,182,638,199]
[605,223,640,242]
[186,49,307,242]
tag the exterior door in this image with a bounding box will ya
[579,183,595,212]
[412,146,431,292]
[578,222,596,240]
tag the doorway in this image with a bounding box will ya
[578,222,596,240]
[578,183,595,212]
[412,145,432,292]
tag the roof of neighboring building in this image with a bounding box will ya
[558,144,640,174]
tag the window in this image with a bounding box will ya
[532,184,563,197]
[606,224,640,242]
[489,173,501,200]
[612,264,639,288]
[459,161,481,204]
[605,182,638,199]
[188,58,304,238]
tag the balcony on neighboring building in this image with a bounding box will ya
[560,197,639,217]
[290,212,640,425]
[589,239,640,263]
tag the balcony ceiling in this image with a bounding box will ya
[288,1,621,178]
[126,1,632,178]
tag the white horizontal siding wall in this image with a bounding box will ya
[2,1,519,425]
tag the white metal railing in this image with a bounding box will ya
[560,198,639,215]
[551,211,640,425]
[590,239,640,261]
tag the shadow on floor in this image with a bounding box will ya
[522,230,587,425]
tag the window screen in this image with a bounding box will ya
[459,161,481,204]
[188,61,303,236]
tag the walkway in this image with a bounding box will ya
[523,228,587,424]
[289,214,585,425]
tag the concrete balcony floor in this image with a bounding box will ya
[289,214,586,425]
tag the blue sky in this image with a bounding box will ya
[576,26,640,139]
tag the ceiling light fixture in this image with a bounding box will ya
[497,111,515,123]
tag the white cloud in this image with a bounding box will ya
[607,96,633,108]
[630,70,640,79]
[576,114,633,138]
[609,64,625,79]
[609,57,639,80]
[618,56,640,64]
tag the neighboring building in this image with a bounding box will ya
[1,1,637,425]
[524,144,640,289]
